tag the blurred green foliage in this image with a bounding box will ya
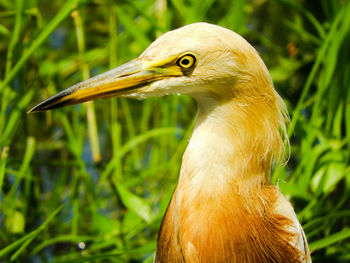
[0,0,349,262]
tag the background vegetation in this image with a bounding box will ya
[0,0,349,262]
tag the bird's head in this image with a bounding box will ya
[28,23,275,112]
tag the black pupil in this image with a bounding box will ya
[181,58,190,66]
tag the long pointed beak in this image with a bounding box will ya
[28,58,180,113]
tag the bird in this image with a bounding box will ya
[29,22,311,263]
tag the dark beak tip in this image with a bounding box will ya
[27,107,37,114]
[27,103,45,114]
[27,88,75,114]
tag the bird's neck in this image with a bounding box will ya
[155,94,299,263]
[178,94,283,202]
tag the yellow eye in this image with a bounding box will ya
[176,54,196,69]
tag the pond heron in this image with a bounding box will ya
[29,23,311,263]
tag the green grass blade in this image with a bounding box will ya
[115,183,153,223]
[310,228,350,250]
[0,205,63,259]
[0,0,83,93]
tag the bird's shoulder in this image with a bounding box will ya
[273,190,312,262]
